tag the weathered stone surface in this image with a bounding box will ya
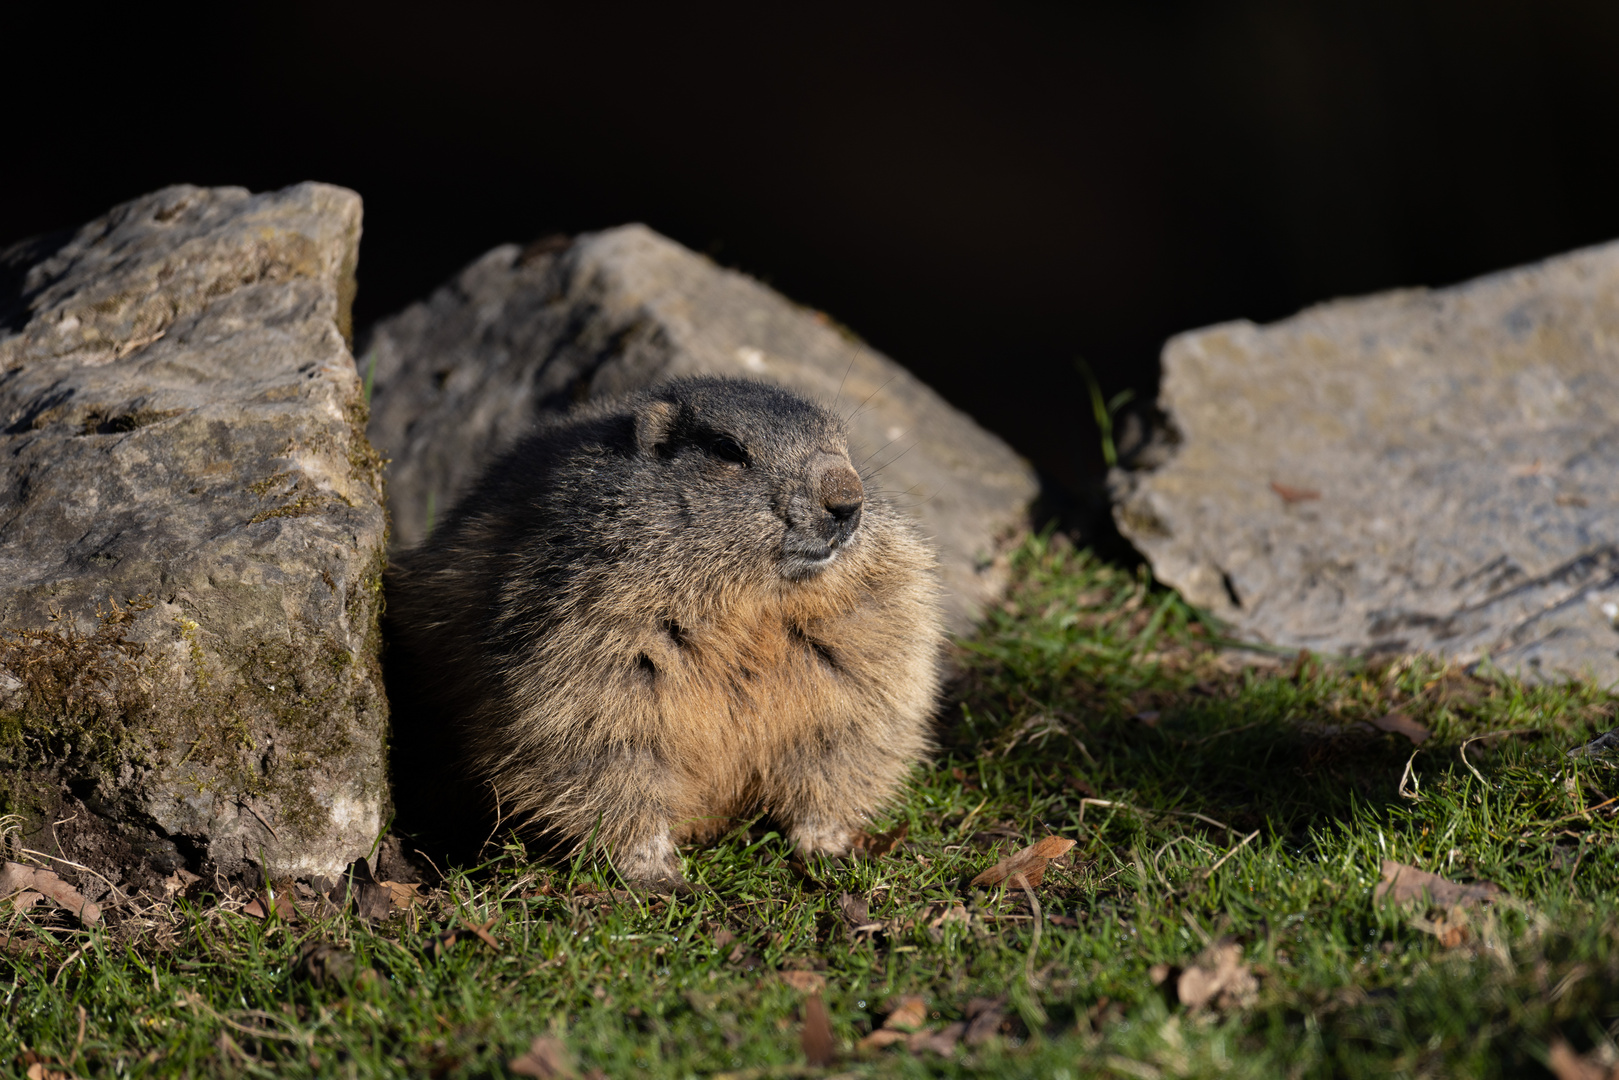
[1113,240,1619,684]
[363,225,1038,634]
[0,183,388,887]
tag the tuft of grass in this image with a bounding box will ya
[4,531,1619,1077]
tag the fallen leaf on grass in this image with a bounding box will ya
[161,869,200,899]
[908,1022,965,1055]
[461,916,502,950]
[0,861,101,926]
[429,930,461,960]
[1173,941,1258,1011]
[801,996,835,1067]
[726,943,761,970]
[1369,711,1431,745]
[1,933,50,958]
[1548,1038,1619,1080]
[569,883,633,904]
[777,970,825,993]
[859,1029,907,1050]
[970,836,1076,889]
[838,892,884,938]
[295,942,379,989]
[1270,480,1321,504]
[1066,775,1098,798]
[1419,910,1475,949]
[963,998,1008,1046]
[510,1036,574,1078]
[340,859,393,921]
[381,880,421,910]
[883,995,928,1032]
[857,996,968,1056]
[851,821,909,857]
[241,887,301,921]
[17,1051,73,1080]
[1373,860,1502,909]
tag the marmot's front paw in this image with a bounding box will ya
[790,817,854,858]
[616,830,689,892]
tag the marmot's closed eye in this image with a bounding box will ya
[384,376,944,888]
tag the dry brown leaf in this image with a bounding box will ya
[1373,860,1502,909]
[0,861,101,926]
[1369,711,1431,745]
[331,858,394,920]
[1,933,49,958]
[1270,480,1321,503]
[242,890,299,921]
[963,998,1007,1046]
[1175,942,1258,1011]
[1547,1039,1619,1080]
[909,1022,965,1055]
[713,927,736,949]
[428,930,460,960]
[462,916,502,950]
[851,821,909,857]
[777,971,825,993]
[510,1036,575,1079]
[884,995,928,1032]
[295,942,360,989]
[161,869,200,899]
[927,903,969,930]
[969,836,1076,889]
[22,1059,73,1080]
[381,880,422,910]
[801,996,835,1067]
[858,1029,907,1050]
[1435,919,1469,949]
[838,892,877,934]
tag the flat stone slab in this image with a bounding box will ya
[1113,240,1619,684]
[0,183,388,888]
[364,225,1038,635]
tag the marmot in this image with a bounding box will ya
[385,376,944,888]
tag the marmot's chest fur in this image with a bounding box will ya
[386,376,944,887]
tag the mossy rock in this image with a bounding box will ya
[0,183,388,884]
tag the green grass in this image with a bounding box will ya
[6,532,1619,1077]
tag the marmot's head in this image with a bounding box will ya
[624,377,868,583]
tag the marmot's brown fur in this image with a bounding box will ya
[385,377,943,887]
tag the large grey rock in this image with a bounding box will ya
[1113,240,1619,684]
[0,183,388,887]
[363,225,1038,635]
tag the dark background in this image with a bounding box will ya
[6,2,1618,498]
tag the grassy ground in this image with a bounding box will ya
[5,532,1619,1078]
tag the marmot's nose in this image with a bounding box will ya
[816,458,864,525]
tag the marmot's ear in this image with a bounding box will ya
[634,401,677,456]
